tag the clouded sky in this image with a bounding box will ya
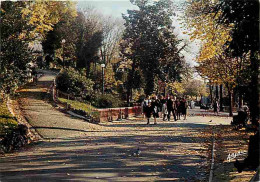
[77,0,137,17]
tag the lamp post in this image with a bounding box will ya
[101,63,105,94]
[61,39,66,68]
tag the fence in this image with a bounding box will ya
[48,79,142,123]
[96,106,142,122]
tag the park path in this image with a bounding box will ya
[14,70,105,139]
[0,70,232,182]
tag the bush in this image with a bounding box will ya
[56,68,93,96]
[91,94,123,108]
[1,124,28,153]
[0,98,27,153]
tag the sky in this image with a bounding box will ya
[77,0,138,17]
[76,0,200,68]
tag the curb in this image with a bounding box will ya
[67,110,90,121]
[188,113,231,118]
[6,97,43,143]
[209,126,215,182]
[249,166,259,182]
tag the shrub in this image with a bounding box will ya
[91,94,123,108]
[0,98,27,153]
[56,68,93,96]
[1,124,28,153]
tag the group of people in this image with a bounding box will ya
[142,95,188,125]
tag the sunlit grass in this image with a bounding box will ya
[58,97,96,113]
[0,97,18,135]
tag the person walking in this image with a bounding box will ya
[176,98,181,120]
[145,101,153,125]
[213,98,219,115]
[181,97,188,120]
[141,99,145,118]
[158,95,164,118]
[162,101,168,121]
[143,96,151,119]
[151,97,159,125]
[167,95,177,121]
[32,67,38,85]
[190,100,194,109]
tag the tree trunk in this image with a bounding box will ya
[164,85,166,97]
[209,84,213,104]
[220,84,223,111]
[127,60,136,106]
[249,51,259,126]
[86,61,91,78]
[238,90,243,109]
[228,89,233,117]
[126,78,131,106]
[215,85,219,100]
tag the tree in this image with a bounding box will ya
[184,0,254,117]
[56,68,93,96]
[215,0,259,125]
[167,82,184,96]
[182,79,208,99]
[1,1,78,93]
[0,2,33,94]
[41,7,103,71]
[103,63,117,93]
[21,1,77,40]
[121,0,185,100]
[42,19,78,68]
[100,16,124,64]
[74,11,103,77]
[195,54,250,116]
[184,0,233,62]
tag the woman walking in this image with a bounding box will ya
[143,96,151,119]
[180,98,188,120]
[176,98,181,120]
[146,101,153,125]
[162,99,168,121]
[167,95,177,121]
[213,98,220,115]
[151,97,159,125]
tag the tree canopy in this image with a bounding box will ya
[184,0,259,121]
[121,0,185,96]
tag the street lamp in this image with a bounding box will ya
[61,39,66,68]
[101,63,105,94]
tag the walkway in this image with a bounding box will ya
[0,70,232,182]
[15,70,104,139]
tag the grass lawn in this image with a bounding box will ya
[0,97,18,135]
[58,97,96,113]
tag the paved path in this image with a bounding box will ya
[15,70,105,139]
[188,107,235,117]
[0,71,232,182]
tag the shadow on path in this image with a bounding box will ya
[0,133,208,182]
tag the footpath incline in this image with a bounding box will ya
[0,70,239,182]
[16,70,104,139]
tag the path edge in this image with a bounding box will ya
[209,126,215,182]
[6,96,43,143]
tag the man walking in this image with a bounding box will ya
[167,95,177,121]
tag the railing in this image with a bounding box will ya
[48,80,142,123]
[96,106,142,122]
